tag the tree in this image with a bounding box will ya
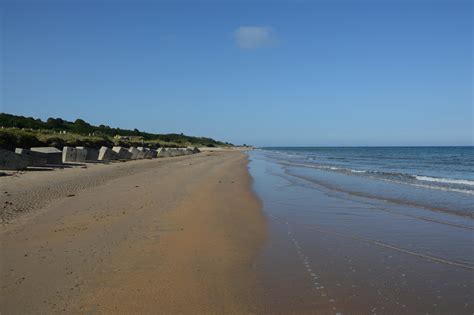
[46,117,64,128]
[74,118,89,126]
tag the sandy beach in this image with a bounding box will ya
[2,148,472,314]
[0,151,266,313]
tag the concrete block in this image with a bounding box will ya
[144,149,152,159]
[156,148,167,157]
[189,147,200,154]
[62,146,77,163]
[169,148,182,157]
[75,147,87,162]
[87,148,99,161]
[112,146,132,160]
[62,147,87,163]
[98,146,118,161]
[180,148,193,155]
[150,150,158,158]
[75,147,90,162]
[136,150,146,159]
[0,149,31,170]
[158,148,176,157]
[128,147,139,160]
[30,147,62,164]
[137,147,150,159]
[167,149,176,157]
[15,148,47,166]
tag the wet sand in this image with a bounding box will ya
[250,151,473,314]
[0,151,266,313]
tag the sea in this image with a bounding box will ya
[259,146,473,216]
[249,146,473,314]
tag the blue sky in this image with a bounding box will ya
[1,0,472,146]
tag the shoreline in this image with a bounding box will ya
[250,150,474,314]
[0,151,266,313]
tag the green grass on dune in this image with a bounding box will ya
[0,113,233,151]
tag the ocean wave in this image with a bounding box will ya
[415,176,474,186]
[350,169,366,173]
[273,159,474,195]
[379,178,474,196]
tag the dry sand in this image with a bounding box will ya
[0,151,266,313]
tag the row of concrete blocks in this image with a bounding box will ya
[96,146,198,162]
[0,146,200,170]
[0,147,63,170]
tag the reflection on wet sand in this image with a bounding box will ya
[250,151,473,314]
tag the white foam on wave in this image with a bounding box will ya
[320,165,343,171]
[350,169,366,173]
[276,159,474,195]
[380,178,474,195]
[415,176,474,186]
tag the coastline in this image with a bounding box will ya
[0,150,266,313]
[3,147,470,313]
[250,150,474,314]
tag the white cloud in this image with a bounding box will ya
[234,26,277,50]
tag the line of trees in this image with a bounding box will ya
[0,113,231,147]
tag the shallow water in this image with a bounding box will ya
[262,147,474,216]
[250,150,473,314]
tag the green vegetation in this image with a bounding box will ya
[0,113,233,151]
